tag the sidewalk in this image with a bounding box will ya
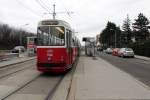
[135,55,150,61]
[68,55,150,100]
[0,53,36,68]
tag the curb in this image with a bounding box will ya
[51,58,79,100]
[135,55,150,61]
[50,71,73,100]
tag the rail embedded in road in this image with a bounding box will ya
[0,59,36,79]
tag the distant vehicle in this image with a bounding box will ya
[106,48,113,54]
[112,48,120,56]
[12,46,25,53]
[118,48,134,58]
[97,47,103,52]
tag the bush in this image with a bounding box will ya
[128,40,150,57]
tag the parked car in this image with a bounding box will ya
[12,46,25,53]
[118,48,134,58]
[97,47,103,52]
[105,48,113,54]
[112,48,120,56]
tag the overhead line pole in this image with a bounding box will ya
[53,4,56,20]
[43,4,73,19]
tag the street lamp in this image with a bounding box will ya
[20,23,29,46]
[115,30,117,48]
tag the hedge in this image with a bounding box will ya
[128,40,150,57]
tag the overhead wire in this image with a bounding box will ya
[15,0,43,18]
[35,0,52,14]
[59,0,73,17]
[38,0,52,13]
[57,0,78,35]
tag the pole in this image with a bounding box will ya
[20,24,29,46]
[20,33,22,45]
[20,33,22,46]
[53,4,56,20]
[43,4,73,19]
[115,30,117,48]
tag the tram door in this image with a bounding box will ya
[66,30,72,65]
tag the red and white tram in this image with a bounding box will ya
[36,19,80,72]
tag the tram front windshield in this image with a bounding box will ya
[37,26,65,46]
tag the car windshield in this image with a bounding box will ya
[125,48,133,51]
[14,46,21,49]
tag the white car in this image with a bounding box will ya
[105,48,113,54]
[118,48,134,58]
[12,46,25,53]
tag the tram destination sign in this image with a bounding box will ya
[42,21,59,25]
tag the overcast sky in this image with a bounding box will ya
[0,0,150,42]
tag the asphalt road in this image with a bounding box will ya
[97,52,150,87]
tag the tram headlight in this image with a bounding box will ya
[48,57,51,61]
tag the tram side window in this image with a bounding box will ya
[37,28,43,46]
[66,30,69,47]
[66,30,72,47]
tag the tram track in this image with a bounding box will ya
[0,59,41,100]
[3,58,80,100]
[0,59,36,79]
[0,58,64,100]
[2,73,40,100]
[0,69,41,100]
[0,56,80,100]
[45,74,64,100]
[3,73,64,100]
[0,58,35,69]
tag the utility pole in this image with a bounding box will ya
[110,29,117,48]
[20,23,29,46]
[44,4,73,20]
[115,30,117,48]
[53,4,56,20]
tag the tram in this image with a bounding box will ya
[36,19,80,72]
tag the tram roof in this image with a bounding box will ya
[38,19,72,29]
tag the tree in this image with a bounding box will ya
[100,21,121,48]
[0,22,35,49]
[122,14,132,46]
[132,13,150,42]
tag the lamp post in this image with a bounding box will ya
[20,24,29,46]
[115,30,117,48]
[110,29,117,48]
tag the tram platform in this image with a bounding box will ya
[67,54,150,100]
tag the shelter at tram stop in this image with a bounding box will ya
[82,37,96,56]
[27,36,37,56]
